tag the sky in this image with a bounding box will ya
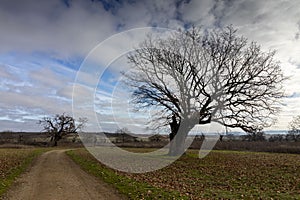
[0,0,300,133]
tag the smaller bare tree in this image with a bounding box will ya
[243,130,266,141]
[287,115,300,142]
[115,127,132,143]
[39,113,87,146]
[115,127,131,134]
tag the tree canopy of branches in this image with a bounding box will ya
[124,26,285,156]
[287,115,300,141]
[39,113,87,146]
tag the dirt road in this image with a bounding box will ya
[3,150,123,200]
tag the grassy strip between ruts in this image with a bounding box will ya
[66,149,189,200]
[0,148,46,196]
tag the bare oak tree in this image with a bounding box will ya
[124,26,285,156]
[39,113,87,146]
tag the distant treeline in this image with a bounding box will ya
[1,131,300,154]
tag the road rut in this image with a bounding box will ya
[3,150,123,200]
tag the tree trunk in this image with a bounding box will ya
[168,130,188,156]
[168,114,180,156]
[53,134,61,146]
[168,118,193,156]
[219,135,223,142]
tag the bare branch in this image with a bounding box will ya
[38,113,87,146]
[123,25,286,155]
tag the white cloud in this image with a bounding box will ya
[29,67,69,88]
[0,0,117,57]
[0,65,16,80]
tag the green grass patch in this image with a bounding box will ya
[66,149,188,199]
[0,148,46,196]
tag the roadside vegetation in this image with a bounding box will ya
[68,148,300,199]
[67,149,188,199]
[0,148,46,196]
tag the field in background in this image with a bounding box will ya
[68,148,300,199]
[0,148,46,196]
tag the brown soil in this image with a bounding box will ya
[3,150,124,200]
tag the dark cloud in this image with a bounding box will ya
[0,0,117,56]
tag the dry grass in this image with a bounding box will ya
[0,149,36,179]
[0,148,45,195]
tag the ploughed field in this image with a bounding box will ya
[68,148,300,199]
